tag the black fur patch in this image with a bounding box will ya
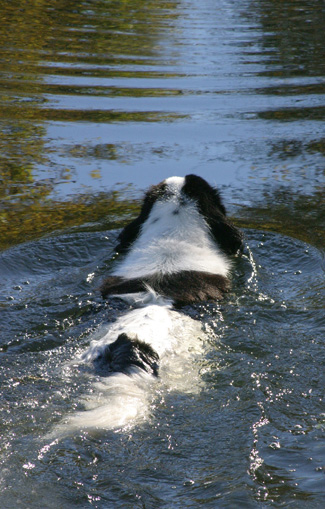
[183,174,243,255]
[94,333,159,377]
[100,270,230,305]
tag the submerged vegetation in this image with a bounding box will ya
[1,183,323,251]
[0,190,140,250]
[236,187,325,249]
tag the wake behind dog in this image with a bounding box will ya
[56,174,243,434]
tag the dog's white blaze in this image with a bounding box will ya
[113,199,230,279]
[164,175,185,192]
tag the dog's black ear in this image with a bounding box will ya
[116,181,168,253]
[183,174,227,215]
[183,174,243,255]
[116,212,146,253]
[208,218,243,255]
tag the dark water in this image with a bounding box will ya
[0,0,324,507]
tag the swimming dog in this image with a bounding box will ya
[77,174,243,430]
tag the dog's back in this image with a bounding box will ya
[58,174,243,433]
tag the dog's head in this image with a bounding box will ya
[116,174,243,256]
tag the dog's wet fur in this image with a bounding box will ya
[87,174,243,377]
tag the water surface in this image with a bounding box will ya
[0,0,324,507]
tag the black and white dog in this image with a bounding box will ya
[69,174,242,431]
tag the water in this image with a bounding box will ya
[0,0,324,507]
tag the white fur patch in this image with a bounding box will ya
[164,175,185,192]
[113,199,230,278]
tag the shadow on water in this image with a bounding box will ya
[0,0,324,507]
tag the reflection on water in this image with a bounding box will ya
[236,185,324,248]
[0,0,184,247]
[1,0,324,249]
[0,0,324,507]
[252,0,324,78]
